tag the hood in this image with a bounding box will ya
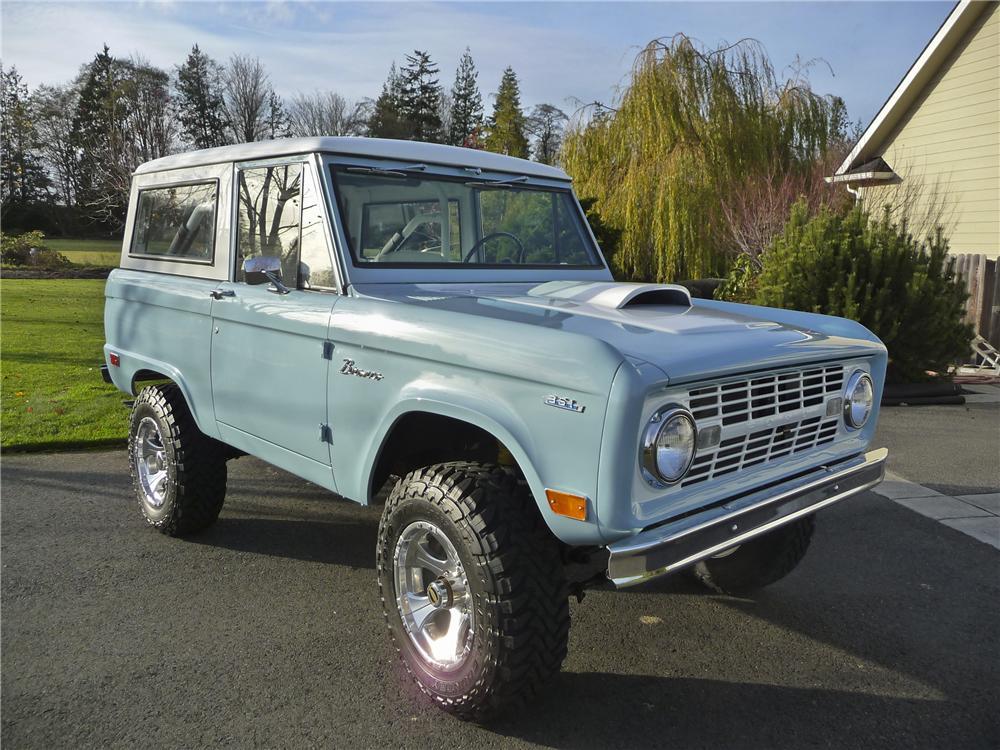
[352,281,883,383]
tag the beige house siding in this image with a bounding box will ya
[861,2,999,257]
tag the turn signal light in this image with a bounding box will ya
[545,489,588,521]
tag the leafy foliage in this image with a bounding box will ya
[750,201,973,383]
[562,35,850,283]
[1,230,71,267]
[484,67,529,159]
[578,197,622,267]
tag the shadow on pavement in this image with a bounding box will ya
[486,672,969,750]
[188,515,378,568]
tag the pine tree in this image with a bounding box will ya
[483,67,528,158]
[174,44,228,149]
[398,50,442,142]
[265,91,290,139]
[71,45,127,226]
[448,48,483,147]
[367,62,409,139]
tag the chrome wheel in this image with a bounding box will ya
[134,417,169,508]
[393,520,475,671]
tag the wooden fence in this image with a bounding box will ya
[953,253,999,349]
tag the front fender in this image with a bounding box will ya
[337,379,615,547]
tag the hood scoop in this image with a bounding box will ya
[528,281,692,310]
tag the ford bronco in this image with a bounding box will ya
[103,137,887,720]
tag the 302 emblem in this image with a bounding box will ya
[544,395,585,413]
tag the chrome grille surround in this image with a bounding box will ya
[681,363,847,487]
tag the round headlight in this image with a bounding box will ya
[641,406,697,486]
[843,371,874,429]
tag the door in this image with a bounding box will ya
[210,159,339,468]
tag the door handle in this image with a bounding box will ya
[210,289,236,300]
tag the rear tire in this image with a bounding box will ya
[128,384,227,536]
[691,516,815,595]
[376,461,569,721]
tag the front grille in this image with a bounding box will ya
[689,364,845,425]
[681,364,846,487]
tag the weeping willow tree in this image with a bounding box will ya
[562,35,850,282]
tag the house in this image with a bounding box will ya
[829,0,999,259]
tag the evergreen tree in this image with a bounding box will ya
[1,65,48,211]
[448,48,483,147]
[398,50,442,142]
[483,67,528,158]
[366,62,409,139]
[174,44,228,149]
[753,201,972,383]
[265,91,290,139]
[71,45,128,227]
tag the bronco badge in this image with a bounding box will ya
[340,359,384,381]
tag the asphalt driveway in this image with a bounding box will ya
[2,405,998,749]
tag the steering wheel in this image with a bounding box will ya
[462,232,525,264]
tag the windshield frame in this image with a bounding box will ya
[320,154,614,286]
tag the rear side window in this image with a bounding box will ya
[130,182,218,262]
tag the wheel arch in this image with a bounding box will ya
[105,345,219,439]
[362,401,544,510]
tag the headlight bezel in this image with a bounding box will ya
[640,405,698,487]
[843,370,874,430]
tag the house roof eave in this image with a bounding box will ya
[834,0,994,176]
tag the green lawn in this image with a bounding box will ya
[46,238,121,267]
[1,279,128,451]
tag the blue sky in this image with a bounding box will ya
[2,1,953,129]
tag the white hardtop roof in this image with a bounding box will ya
[134,136,571,181]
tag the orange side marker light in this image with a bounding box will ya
[545,489,588,521]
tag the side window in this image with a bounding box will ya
[130,182,217,261]
[298,166,337,289]
[236,163,302,285]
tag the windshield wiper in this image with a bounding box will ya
[345,166,408,178]
[463,175,530,188]
[345,163,429,178]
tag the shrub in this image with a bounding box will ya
[0,231,71,268]
[715,253,759,304]
[749,201,972,383]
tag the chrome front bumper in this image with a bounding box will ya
[606,448,888,587]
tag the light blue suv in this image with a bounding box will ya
[103,137,887,720]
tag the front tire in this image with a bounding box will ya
[691,515,815,595]
[128,384,227,536]
[377,462,569,721]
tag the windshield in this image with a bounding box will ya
[331,166,602,268]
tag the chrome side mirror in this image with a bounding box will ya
[243,256,290,294]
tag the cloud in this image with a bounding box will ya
[0,1,633,112]
[0,1,953,127]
